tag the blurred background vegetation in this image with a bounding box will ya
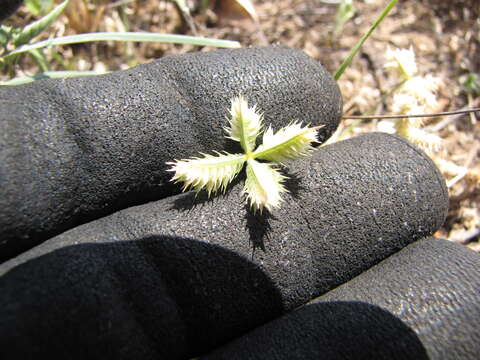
[1,0,479,249]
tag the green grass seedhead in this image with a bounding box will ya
[167,96,322,212]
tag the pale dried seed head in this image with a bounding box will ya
[167,97,321,212]
[384,47,418,80]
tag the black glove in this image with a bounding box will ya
[204,237,480,360]
[1,46,479,360]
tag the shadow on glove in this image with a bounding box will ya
[0,235,284,359]
[205,238,480,359]
[204,301,429,360]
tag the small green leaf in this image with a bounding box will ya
[461,73,480,96]
[167,152,246,195]
[225,96,263,154]
[13,0,69,47]
[253,122,321,164]
[25,0,42,16]
[25,0,55,16]
[244,159,287,212]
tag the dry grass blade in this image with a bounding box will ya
[171,0,197,33]
[64,0,106,34]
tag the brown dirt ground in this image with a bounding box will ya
[3,0,480,250]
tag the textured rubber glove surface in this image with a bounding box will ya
[0,133,448,359]
[0,46,342,261]
[205,238,480,360]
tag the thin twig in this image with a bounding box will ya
[342,107,480,120]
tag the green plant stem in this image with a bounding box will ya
[334,0,398,80]
[28,48,49,72]
[3,32,241,60]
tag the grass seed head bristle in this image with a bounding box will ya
[167,97,321,212]
[244,159,288,213]
[224,95,264,154]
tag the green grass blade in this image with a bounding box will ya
[13,0,69,47]
[5,32,241,59]
[28,48,50,72]
[0,70,105,86]
[334,0,397,80]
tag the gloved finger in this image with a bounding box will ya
[0,45,342,262]
[0,132,448,359]
[203,238,480,360]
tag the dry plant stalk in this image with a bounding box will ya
[64,0,106,34]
